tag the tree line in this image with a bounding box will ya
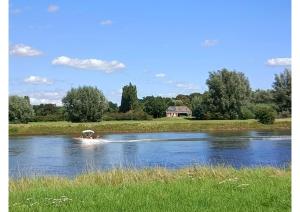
[9,68,291,124]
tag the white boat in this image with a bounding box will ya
[74,130,100,142]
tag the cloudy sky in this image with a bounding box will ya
[9,0,291,105]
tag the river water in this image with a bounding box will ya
[9,131,291,178]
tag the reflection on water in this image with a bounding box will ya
[9,131,291,178]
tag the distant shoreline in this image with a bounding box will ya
[9,118,291,136]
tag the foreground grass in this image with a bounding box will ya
[9,167,291,212]
[9,117,291,136]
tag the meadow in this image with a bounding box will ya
[9,166,291,211]
[9,117,291,136]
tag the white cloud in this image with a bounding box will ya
[175,82,199,90]
[10,44,43,56]
[266,58,291,66]
[201,39,219,47]
[100,20,113,25]
[52,56,126,73]
[29,91,64,106]
[155,73,166,78]
[48,5,59,13]
[24,76,53,85]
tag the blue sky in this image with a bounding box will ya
[9,0,291,105]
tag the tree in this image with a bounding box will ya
[62,86,108,122]
[191,96,205,119]
[119,83,139,112]
[206,69,251,119]
[272,69,291,113]
[142,96,167,118]
[33,104,58,116]
[9,96,34,123]
[107,101,118,112]
[176,94,191,108]
[189,92,202,100]
[174,99,184,106]
[251,89,274,104]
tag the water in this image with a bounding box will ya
[9,131,291,178]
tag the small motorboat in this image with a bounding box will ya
[74,130,100,142]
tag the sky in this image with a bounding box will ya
[9,0,291,105]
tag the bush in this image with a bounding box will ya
[31,114,65,122]
[103,111,153,121]
[240,106,255,120]
[255,105,277,124]
[277,111,291,118]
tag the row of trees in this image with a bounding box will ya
[9,68,291,124]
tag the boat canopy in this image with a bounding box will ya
[81,130,95,134]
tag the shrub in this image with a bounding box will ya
[255,104,277,124]
[31,114,65,122]
[277,111,291,118]
[103,111,153,121]
[240,106,255,119]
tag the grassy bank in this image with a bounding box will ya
[9,167,291,211]
[9,117,291,136]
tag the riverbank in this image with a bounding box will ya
[9,166,291,211]
[9,118,291,136]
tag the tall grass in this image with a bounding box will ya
[9,166,291,211]
[9,118,291,136]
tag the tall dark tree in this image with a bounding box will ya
[9,95,34,123]
[272,68,291,113]
[206,69,251,119]
[142,96,167,118]
[62,86,108,122]
[119,83,139,112]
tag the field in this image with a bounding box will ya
[9,166,291,212]
[9,117,291,136]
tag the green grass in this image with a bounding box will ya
[9,117,291,136]
[9,167,291,211]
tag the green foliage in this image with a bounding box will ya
[174,99,184,106]
[62,86,108,122]
[103,111,152,121]
[191,96,205,119]
[205,69,251,119]
[251,89,274,104]
[240,105,255,120]
[142,96,168,118]
[189,92,202,99]
[107,101,119,112]
[272,69,291,113]
[176,94,191,108]
[255,104,277,124]
[32,104,65,122]
[119,83,139,112]
[9,96,34,123]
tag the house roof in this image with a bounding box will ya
[166,106,191,113]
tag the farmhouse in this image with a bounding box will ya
[166,106,192,117]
